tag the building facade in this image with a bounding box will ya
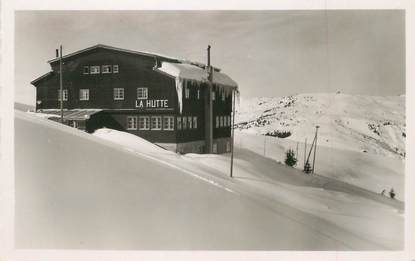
[31,44,238,154]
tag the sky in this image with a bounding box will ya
[15,10,405,105]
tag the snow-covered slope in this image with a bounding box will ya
[235,132,405,201]
[236,93,405,158]
[15,110,403,250]
[235,93,405,199]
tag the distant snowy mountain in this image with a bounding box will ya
[236,93,405,158]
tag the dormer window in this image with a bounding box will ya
[90,66,100,74]
[102,65,112,74]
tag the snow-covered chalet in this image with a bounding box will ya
[31,44,238,154]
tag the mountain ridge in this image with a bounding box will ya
[236,92,405,158]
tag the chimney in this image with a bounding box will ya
[207,45,213,81]
[56,49,59,58]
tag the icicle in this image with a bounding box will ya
[173,75,237,114]
[236,89,241,107]
[175,77,183,114]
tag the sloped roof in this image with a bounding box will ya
[30,71,54,85]
[38,109,103,120]
[47,44,181,64]
[157,62,237,88]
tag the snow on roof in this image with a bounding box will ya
[158,61,238,88]
[157,61,238,114]
[37,109,103,120]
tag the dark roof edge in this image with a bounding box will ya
[30,71,53,86]
[47,44,181,64]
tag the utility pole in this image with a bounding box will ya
[304,138,307,167]
[304,136,315,173]
[205,45,213,153]
[304,126,319,174]
[230,89,236,178]
[59,45,63,123]
[312,126,319,174]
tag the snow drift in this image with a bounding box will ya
[15,110,403,250]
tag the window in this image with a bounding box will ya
[151,116,162,130]
[83,66,89,74]
[185,87,190,99]
[213,143,217,153]
[127,116,138,130]
[139,116,150,130]
[79,89,89,101]
[193,116,198,129]
[137,87,148,99]
[220,116,224,127]
[58,89,68,101]
[163,116,175,131]
[182,116,187,129]
[222,91,225,101]
[188,116,192,129]
[90,66,100,74]
[228,116,232,127]
[102,65,112,74]
[212,91,216,101]
[113,65,119,73]
[177,117,182,130]
[113,88,124,100]
[216,116,219,128]
[197,89,200,100]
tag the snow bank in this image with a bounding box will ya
[93,128,169,154]
[26,111,60,119]
[13,112,341,249]
[15,111,403,250]
[92,125,403,249]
